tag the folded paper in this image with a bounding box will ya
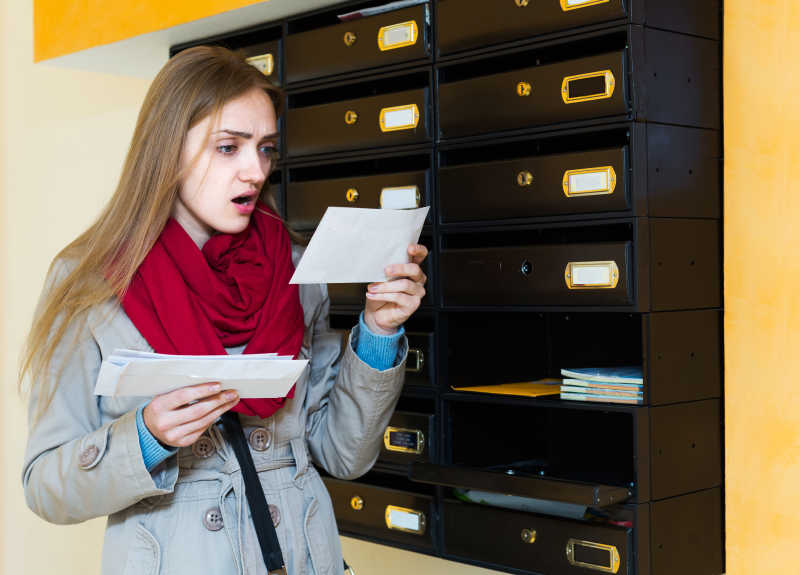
[290,206,428,284]
[94,349,308,398]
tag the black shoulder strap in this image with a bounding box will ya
[220,412,286,575]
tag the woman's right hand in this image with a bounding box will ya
[142,382,240,447]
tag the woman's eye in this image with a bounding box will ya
[259,145,277,157]
[217,144,237,154]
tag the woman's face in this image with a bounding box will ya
[173,87,278,247]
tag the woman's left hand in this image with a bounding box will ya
[364,244,428,335]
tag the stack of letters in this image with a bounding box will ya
[559,367,643,405]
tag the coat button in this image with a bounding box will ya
[192,436,215,458]
[203,507,224,531]
[269,504,280,527]
[78,445,100,470]
[248,428,272,452]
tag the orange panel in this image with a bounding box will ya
[725,1,800,574]
[34,0,266,61]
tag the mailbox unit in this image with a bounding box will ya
[173,1,723,573]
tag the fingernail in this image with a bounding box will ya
[224,391,238,401]
[210,383,222,392]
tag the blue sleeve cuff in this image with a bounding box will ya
[136,404,177,472]
[354,312,404,371]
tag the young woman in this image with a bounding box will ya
[20,46,427,575]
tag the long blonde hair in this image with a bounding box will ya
[20,46,290,414]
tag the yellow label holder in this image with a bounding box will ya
[565,261,620,290]
[561,70,616,104]
[385,505,426,535]
[245,53,274,77]
[379,103,420,132]
[560,0,612,11]
[563,166,617,197]
[383,426,425,454]
[378,20,419,51]
[566,539,621,573]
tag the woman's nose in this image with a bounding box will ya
[239,147,268,184]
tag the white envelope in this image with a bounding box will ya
[94,349,308,398]
[290,206,429,284]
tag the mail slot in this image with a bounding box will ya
[438,0,625,56]
[170,31,283,86]
[438,488,721,575]
[287,71,431,157]
[323,475,435,550]
[441,219,720,311]
[440,147,627,222]
[439,50,625,139]
[323,255,434,311]
[286,3,430,84]
[287,170,428,230]
[439,122,721,222]
[441,243,632,307]
[442,500,630,575]
[437,0,719,56]
[439,27,720,137]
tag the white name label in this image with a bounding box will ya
[570,171,609,194]
[563,166,616,197]
[380,104,419,132]
[572,264,612,286]
[378,21,418,51]
[563,0,610,9]
[387,508,421,532]
[381,186,420,209]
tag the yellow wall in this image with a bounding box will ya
[724,1,800,574]
[34,0,265,61]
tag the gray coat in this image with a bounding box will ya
[22,250,408,575]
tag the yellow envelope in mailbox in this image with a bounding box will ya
[452,379,561,398]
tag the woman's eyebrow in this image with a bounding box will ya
[212,129,279,140]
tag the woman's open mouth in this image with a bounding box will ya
[232,193,256,214]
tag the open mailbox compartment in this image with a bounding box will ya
[413,308,722,510]
[439,310,721,406]
[412,395,721,505]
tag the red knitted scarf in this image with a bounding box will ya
[121,204,304,418]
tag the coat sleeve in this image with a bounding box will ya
[21,262,178,525]
[303,284,407,480]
